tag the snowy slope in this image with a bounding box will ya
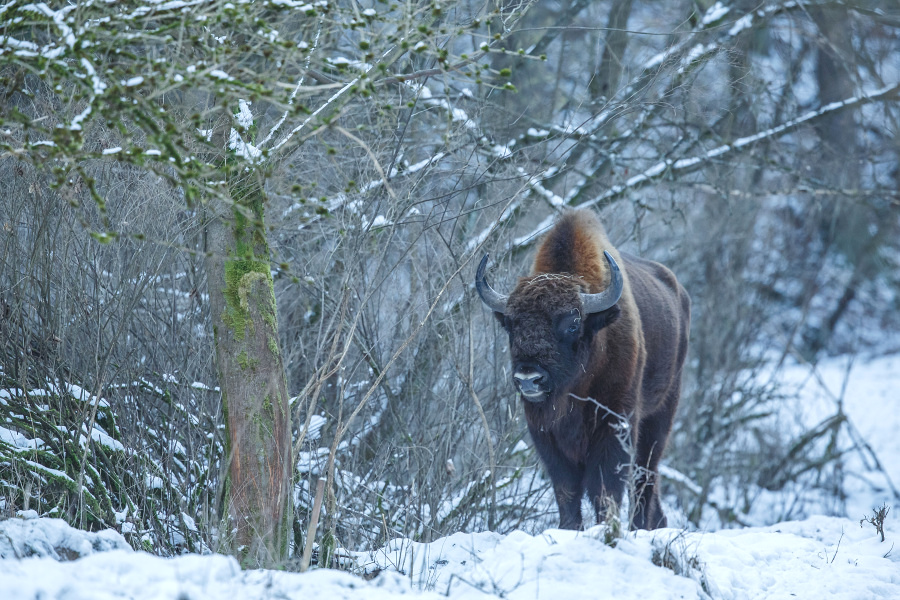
[776,354,900,520]
[690,354,900,530]
[1,513,898,600]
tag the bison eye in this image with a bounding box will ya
[566,323,578,334]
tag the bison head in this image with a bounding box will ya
[475,252,623,402]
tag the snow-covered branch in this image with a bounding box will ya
[513,82,900,248]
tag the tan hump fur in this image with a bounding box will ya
[532,210,617,293]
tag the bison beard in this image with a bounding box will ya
[476,210,691,530]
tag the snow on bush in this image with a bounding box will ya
[0,511,129,560]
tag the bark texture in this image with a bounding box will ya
[204,184,292,568]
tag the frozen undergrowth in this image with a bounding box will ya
[690,354,900,530]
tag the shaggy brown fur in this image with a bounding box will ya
[487,210,690,530]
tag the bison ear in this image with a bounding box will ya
[584,304,620,336]
[493,311,510,330]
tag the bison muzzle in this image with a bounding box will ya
[476,210,690,530]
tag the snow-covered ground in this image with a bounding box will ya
[678,353,900,534]
[778,354,900,520]
[1,512,897,599]
[2,355,899,599]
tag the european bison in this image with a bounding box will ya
[476,210,690,530]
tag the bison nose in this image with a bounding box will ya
[513,365,549,401]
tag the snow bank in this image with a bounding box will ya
[0,543,434,600]
[359,528,704,598]
[1,513,897,599]
[693,516,900,599]
[358,516,899,599]
[0,512,129,560]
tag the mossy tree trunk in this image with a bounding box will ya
[204,170,292,568]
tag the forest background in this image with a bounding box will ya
[1,0,898,570]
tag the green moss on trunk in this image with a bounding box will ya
[223,260,270,340]
[211,175,292,567]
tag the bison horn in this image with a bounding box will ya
[475,254,508,314]
[580,251,624,314]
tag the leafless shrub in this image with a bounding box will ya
[860,504,890,543]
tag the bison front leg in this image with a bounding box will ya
[529,427,584,530]
[553,476,585,530]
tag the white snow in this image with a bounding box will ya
[13,458,71,484]
[80,58,107,95]
[363,214,390,229]
[773,354,900,521]
[65,383,111,408]
[228,100,261,160]
[208,69,233,81]
[491,143,512,159]
[0,426,45,450]
[0,514,897,599]
[0,516,129,561]
[450,107,473,128]
[68,104,92,131]
[0,548,434,599]
[283,151,446,221]
[78,424,126,452]
[689,516,900,598]
[268,0,317,9]
[727,14,753,36]
[677,43,712,75]
[508,83,900,246]
[234,99,253,129]
[519,167,564,207]
[701,2,730,26]
[526,128,549,138]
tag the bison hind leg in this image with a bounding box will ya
[592,494,622,528]
[630,473,667,530]
[631,390,679,530]
[584,434,629,527]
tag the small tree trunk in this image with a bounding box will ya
[588,0,633,102]
[204,174,293,568]
[812,7,859,185]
